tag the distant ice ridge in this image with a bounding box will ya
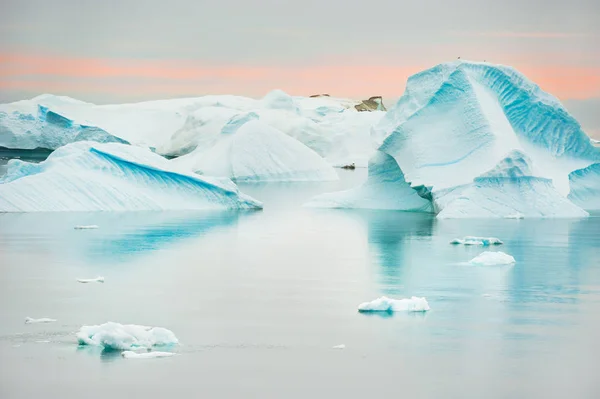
[304,151,433,211]
[568,163,600,211]
[306,61,599,217]
[357,296,430,312]
[450,236,503,246]
[0,142,262,212]
[77,276,105,283]
[172,119,338,182]
[469,251,516,266]
[121,351,176,359]
[25,317,56,324]
[77,322,178,350]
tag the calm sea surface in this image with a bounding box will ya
[0,168,599,398]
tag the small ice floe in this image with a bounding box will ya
[504,213,524,219]
[332,344,346,350]
[121,350,176,359]
[77,322,179,351]
[76,276,105,284]
[450,236,503,246]
[469,251,516,266]
[358,296,430,313]
[35,340,51,343]
[74,225,99,230]
[25,317,57,324]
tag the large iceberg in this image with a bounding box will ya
[307,61,600,217]
[173,118,338,182]
[305,151,432,211]
[77,322,178,351]
[0,142,262,212]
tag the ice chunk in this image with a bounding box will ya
[332,344,346,349]
[504,213,524,219]
[568,163,600,211]
[450,236,503,246]
[77,276,105,283]
[305,151,433,211]
[25,317,56,324]
[74,225,99,230]
[0,142,262,212]
[121,351,176,359]
[178,120,338,182]
[358,296,430,312]
[77,322,178,351]
[469,251,516,266]
[262,90,300,113]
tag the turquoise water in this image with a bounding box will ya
[1,170,599,398]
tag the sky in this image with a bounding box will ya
[1,0,599,133]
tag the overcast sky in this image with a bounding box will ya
[1,0,599,129]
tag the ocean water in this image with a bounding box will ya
[0,169,599,399]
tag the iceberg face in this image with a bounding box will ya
[0,142,262,212]
[568,163,600,211]
[469,251,516,266]
[76,322,178,351]
[304,151,433,211]
[175,119,339,182]
[436,150,588,218]
[357,296,430,312]
[450,236,503,246]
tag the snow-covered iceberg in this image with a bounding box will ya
[450,236,503,246]
[469,251,516,266]
[568,163,600,211]
[0,142,262,212]
[436,151,588,218]
[357,296,430,312]
[77,322,178,351]
[305,151,433,211]
[173,118,338,182]
[307,61,599,217]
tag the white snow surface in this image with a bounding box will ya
[77,276,105,283]
[357,296,430,312]
[173,119,338,182]
[469,251,516,266]
[450,236,503,246]
[568,163,600,211]
[0,141,262,212]
[305,151,433,211]
[25,317,56,324]
[121,351,176,359]
[77,322,178,350]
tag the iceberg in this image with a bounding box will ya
[357,296,430,312]
[469,251,516,266]
[77,276,105,283]
[74,225,99,230]
[450,236,503,246]
[436,151,588,218]
[0,142,262,212]
[307,61,599,217]
[173,119,338,182]
[121,350,176,359]
[76,322,178,351]
[305,151,433,211]
[568,163,600,211]
[25,317,56,324]
[332,344,346,350]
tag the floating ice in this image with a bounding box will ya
[358,296,430,312]
[469,251,516,266]
[504,213,524,219]
[25,317,56,324]
[121,350,176,359]
[74,225,99,230]
[76,322,178,351]
[450,236,503,246]
[0,142,262,212]
[77,276,105,283]
[332,344,346,350]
